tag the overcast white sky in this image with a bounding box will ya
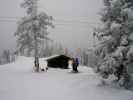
[0,0,103,54]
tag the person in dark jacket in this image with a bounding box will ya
[72,58,79,73]
[75,58,79,67]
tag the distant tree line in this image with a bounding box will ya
[0,49,16,65]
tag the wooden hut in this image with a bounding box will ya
[47,55,71,69]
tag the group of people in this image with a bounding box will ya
[34,56,80,73]
[68,58,79,73]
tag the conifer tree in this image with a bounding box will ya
[94,0,133,89]
[15,0,54,72]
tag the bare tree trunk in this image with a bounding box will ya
[34,26,39,72]
[32,0,39,72]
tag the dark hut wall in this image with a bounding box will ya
[47,55,71,69]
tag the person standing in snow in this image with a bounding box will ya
[75,57,79,72]
[68,58,73,72]
[72,58,79,73]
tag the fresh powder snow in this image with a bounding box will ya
[0,56,133,100]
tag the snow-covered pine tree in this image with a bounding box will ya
[15,0,54,72]
[94,0,133,89]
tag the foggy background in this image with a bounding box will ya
[0,0,103,54]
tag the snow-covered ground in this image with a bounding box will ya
[0,56,133,100]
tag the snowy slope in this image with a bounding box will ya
[0,56,133,100]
